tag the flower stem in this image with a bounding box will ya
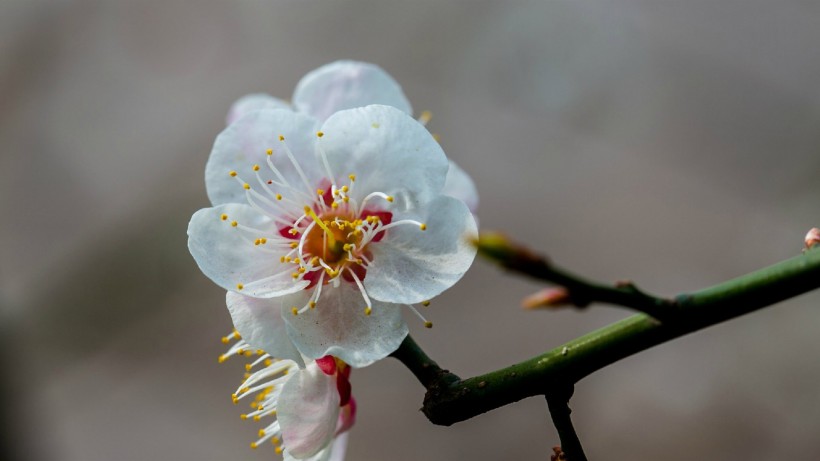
[393,245,820,426]
[545,385,587,461]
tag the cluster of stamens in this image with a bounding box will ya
[220,131,429,318]
[220,330,298,454]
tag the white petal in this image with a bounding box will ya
[281,282,409,368]
[206,109,322,206]
[442,160,479,213]
[226,93,291,125]
[283,433,347,461]
[293,60,412,123]
[319,105,448,210]
[226,291,304,366]
[187,204,309,297]
[278,363,341,459]
[364,195,478,304]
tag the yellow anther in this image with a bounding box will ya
[316,189,325,196]
[316,131,324,138]
[364,307,372,316]
[220,214,228,221]
[245,363,252,371]
[421,300,431,306]
[279,256,286,263]
[291,307,298,315]
[288,228,299,235]
[259,429,266,437]
[252,164,260,171]
[240,387,250,394]
[260,238,267,244]
[254,239,261,245]
[349,174,356,182]
[243,183,251,190]
[303,205,312,214]
[264,358,273,366]
[285,256,292,262]
[309,256,319,266]
[386,195,394,202]
[236,283,244,290]
[240,414,248,420]
[218,355,228,363]
[276,194,282,200]
[341,185,349,192]
[331,202,339,209]
[273,436,281,445]
[229,170,237,177]
[243,372,250,379]
[432,133,441,142]
[298,267,306,274]
[424,321,433,329]
[279,135,285,141]
[243,350,253,357]
[333,189,340,196]
[343,196,349,203]
[293,257,301,264]
[290,242,298,249]
[419,110,433,124]
[266,148,273,156]
[221,336,230,344]
[253,415,261,421]
[309,301,316,308]
[275,446,283,454]
[420,223,427,231]
[231,221,238,227]
[343,244,353,251]
[292,273,299,279]
[250,442,258,449]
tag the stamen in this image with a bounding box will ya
[418,110,433,126]
[406,303,433,328]
[278,137,315,198]
[346,267,373,316]
[360,191,394,210]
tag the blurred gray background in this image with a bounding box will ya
[2,1,820,460]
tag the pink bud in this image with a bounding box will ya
[805,228,820,249]
[522,287,572,309]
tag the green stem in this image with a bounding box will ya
[393,247,820,426]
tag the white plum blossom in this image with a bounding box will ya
[190,60,479,459]
[189,104,478,367]
[221,331,353,460]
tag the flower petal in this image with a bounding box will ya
[293,60,412,123]
[187,203,309,297]
[226,93,291,125]
[443,160,479,213]
[281,282,409,368]
[278,363,341,459]
[319,105,448,210]
[206,109,322,206]
[364,195,478,304]
[283,433,348,461]
[226,291,304,366]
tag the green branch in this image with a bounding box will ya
[393,245,820,426]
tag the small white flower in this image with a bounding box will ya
[222,333,353,460]
[189,103,478,367]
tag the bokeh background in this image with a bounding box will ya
[3,1,820,460]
